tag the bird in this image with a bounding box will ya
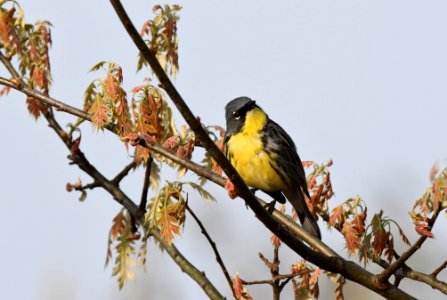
[224,96,321,239]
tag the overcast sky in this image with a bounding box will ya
[1,1,447,299]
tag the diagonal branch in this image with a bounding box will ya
[376,210,440,284]
[404,269,447,295]
[0,52,22,81]
[0,76,91,119]
[111,161,137,185]
[150,230,225,299]
[139,157,152,211]
[241,271,311,287]
[431,260,447,278]
[0,74,334,256]
[271,242,280,300]
[185,201,236,299]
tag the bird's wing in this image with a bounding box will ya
[263,119,310,198]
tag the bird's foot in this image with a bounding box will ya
[264,200,276,214]
[225,180,239,199]
[250,188,258,194]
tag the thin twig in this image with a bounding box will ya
[241,279,273,286]
[185,202,236,299]
[0,76,91,120]
[0,52,22,81]
[75,181,100,191]
[139,157,152,212]
[279,276,294,291]
[376,210,440,284]
[111,161,137,185]
[150,230,225,299]
[404,269,447,295]
[432,260,447,278]
[272,241,280,300]
[241,271,312,286]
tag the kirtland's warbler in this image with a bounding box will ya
[224,97,321,239]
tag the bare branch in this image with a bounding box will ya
[74,181,99,191]
[241,271,312,287]
[272,241,280,300]
[404,270,447,295]
[150,230,225,300]
[111,161,137,185]
[0,52,22,81]
[185,202,236,299]
[138,158,152,212]
[241,278,273,286]
[0,76,91,120]
[432,260,447,278]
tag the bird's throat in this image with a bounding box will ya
[241,108,267,135]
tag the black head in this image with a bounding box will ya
[224,96,258,137]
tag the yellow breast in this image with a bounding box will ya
[226,108,285,192]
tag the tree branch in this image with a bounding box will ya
[185,202,236,299]
[111,161,137,185]
[139,158,152,211]
[432,260,447,278]
[74,181,100,191]
[0,52,22,81]
[0,76,91,120]
[272,242,280,300]
[404,269,447,295]
[241,271,311,286]
[376,210,440,284]
[150,230,225,300]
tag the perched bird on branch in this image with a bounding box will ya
[224,96,321,239]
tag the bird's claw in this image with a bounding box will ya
[264,200,276,214]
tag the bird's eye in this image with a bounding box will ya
[233,111,241,120]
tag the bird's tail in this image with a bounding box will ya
[284,188,321,240]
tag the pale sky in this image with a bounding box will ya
[1,1,447,299]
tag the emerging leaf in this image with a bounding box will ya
[138,5,182,78]
[232,273,253,300]
[342,221,361,255]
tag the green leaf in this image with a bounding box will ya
[183,182,216,203]
[89,61,107,72]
